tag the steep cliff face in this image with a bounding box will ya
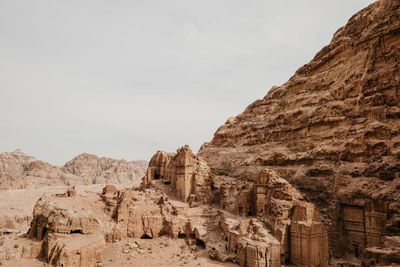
[0,150,147,190]
[199,0,400,257]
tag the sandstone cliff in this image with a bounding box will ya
[0,149,147,190]
[143,146,329,267]
[199,0,400,259]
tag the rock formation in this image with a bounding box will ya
[1,1,399,266]
[142,145,213,204]
[199,0,400,262]
[27,194,105,267]
[143,145,329,267]
[0,143,331,267]
[0,186,172,266]
[0,149,147,190]
[362,236,400,266]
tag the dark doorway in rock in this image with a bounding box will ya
[178,233,186,239]
[41,227,48,240]
[355,246,359,258]
[154,173,160,180]
[70,229,83,234]
[141,234,152,239]
[196,239,206,249]
[164,181,171,185]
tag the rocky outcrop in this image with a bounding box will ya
[0,165,328,267]
[143,145,329,266]
[25,190,106,266]
[1,1,399,266]
[362,236,400,266]
[0,149,147,190]
[199,0,400,261]
[1,185,190,266]
[27,196,102,239]
[44,233,105,267]
[142,150,175,185]
[143,145,213,204]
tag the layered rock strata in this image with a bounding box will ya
[198,0,400,260]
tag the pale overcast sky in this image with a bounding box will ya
[0,0,375,165]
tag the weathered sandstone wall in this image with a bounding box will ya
[199,0,400,258]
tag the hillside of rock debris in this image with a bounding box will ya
[199,0,400,259]
[0,149,147,190]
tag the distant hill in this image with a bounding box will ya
[0,149,147,190]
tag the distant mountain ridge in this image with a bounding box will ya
[0,149,147,190]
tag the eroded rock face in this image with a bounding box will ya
[362,236,400,266]
[143,145,213,204]
[44,233,105,267]
[1,165,329,267]
[1,1,398,266]
[143,145,329,267]
[0,150,147,190]
[199,0,400,260]
[142,150,175,185]
[25,190,106,267]
[27,196,102,239]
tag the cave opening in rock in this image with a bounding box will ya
[2,230,12,235]
[140,234,152,239]
[41,227,48,240]
[154,173,160,180]
[196,239,206,249]
[178,233,186,239]
[164,181,171,185]
[70,229,83,234]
